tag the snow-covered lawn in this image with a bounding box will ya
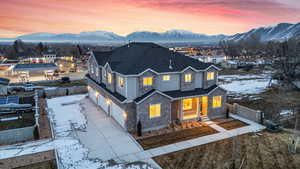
[0,95,154,169]
[219,72,276,98]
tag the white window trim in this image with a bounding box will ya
[162,75,170,81]
[149,103,161,119]
[212,96,222,108]
[118,76,124,88]
[184,73,192,83]
[207,72,215,81]
[143,77,153,86]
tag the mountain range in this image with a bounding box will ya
[1,22,300,43]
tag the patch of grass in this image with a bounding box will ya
[154,131,300,169]
[137,126,218,150]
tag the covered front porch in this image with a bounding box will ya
[171,96,209,122]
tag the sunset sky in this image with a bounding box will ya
[0,0,300,38]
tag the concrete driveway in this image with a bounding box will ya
[77,98,144,161]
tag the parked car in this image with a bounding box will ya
[61,77,70,83]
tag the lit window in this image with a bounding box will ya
[185,74,192,82]
[162,75,170,81]
[182,98,193,110]
[149,104,161,118]
[213,96,222,108]
[143,77,153,86]
[118,76,124,87]
[107,73,112,84]
[207,72,215,80]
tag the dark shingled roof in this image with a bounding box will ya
[134,85,220,103]
[93,42,213,75]
[163,85,219,99]
[134,89,156,103]
[93,51,112,66]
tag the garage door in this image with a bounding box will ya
[88,88,97,104]
[111,102,126,128]
[99,94,108,113]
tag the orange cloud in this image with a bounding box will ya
[0,0,299,38]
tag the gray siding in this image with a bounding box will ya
[126,77,138,100]
[104,65,116,92]
[156,74,180,91]
[101,67,106,84]
[88,56,100,83]
[115,74,126,97]
[207,87,227,119]
[195,72,203,88]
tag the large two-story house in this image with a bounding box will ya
[87,43,227,132]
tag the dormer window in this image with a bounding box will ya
[118,76,124,87]
[207,72,215,80]
[143,77,153,86]
[185,74,192,83]
[107,73,112,84]
[103,69,107,77]
[90,64,94,73]
[95,68,99,77]
[162,75,170,81]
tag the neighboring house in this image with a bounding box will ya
[0,78,10,95]
[191,55,227,64]
[87,43,227,132]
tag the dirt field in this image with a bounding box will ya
[137,126,218,150]
[217,120,249,130]
[38,98,52,139]
[0,150,56,169]
[154,131,300,169]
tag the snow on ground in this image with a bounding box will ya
[47,95,87,137]
[219,72,276,98]
[0,95,154,169]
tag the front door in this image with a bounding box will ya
[202,96,208,117]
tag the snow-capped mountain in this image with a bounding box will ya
[2,22,300,43]
[5,30,226,43]
[126,30,226,42]
[226,22,300,42]
[16,31,123,41]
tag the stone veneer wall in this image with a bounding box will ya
[136,93,171,131]
[207,87,227,119]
